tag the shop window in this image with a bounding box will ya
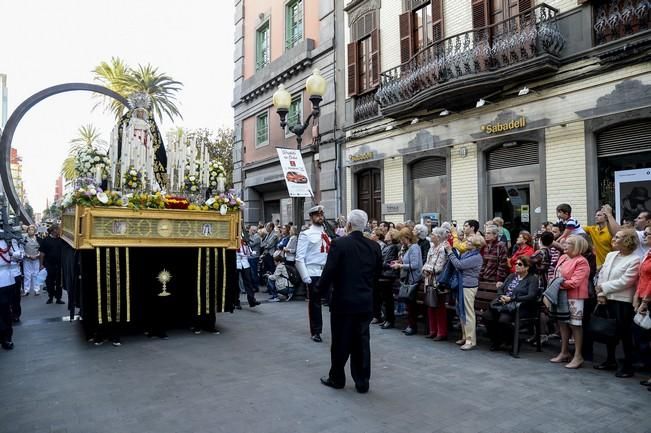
[411,157,448,223]
[285,0,303,50]
[256,112,268,147]
[256,21,270,71]
[597,120,651,217]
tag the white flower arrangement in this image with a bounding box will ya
[74,146,111,181]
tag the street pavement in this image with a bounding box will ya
[0,292,649,433]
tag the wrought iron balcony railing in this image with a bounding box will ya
[353,91,380,122]
[375,3,565,111]
[594,0,650,45]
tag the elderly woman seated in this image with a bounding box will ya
[483,256,540,352]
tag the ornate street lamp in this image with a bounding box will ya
[272,68,327,148]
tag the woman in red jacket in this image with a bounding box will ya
[634,226,651,388]
[549,235,591,369]
[508,231,535,273]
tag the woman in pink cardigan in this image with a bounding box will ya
[550,235,591,369]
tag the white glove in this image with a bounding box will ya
[303,277,312,284]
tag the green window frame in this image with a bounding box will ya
[285,0,303,50]
[285,95,303,137]
[256,112,269,146]
[256,21,270,71]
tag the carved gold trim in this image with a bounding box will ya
[205,248,210,314]
[221,248,226,313]
[96,248,102,325]
[125,248,131,322]
[61,205,241,250]
[115,248,121,322]
[105,247,111,322]
[214,248,218,313]
[197,248,202,315]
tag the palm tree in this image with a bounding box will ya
[93,58,183,123]
[121,64,183,123]
[92,57,131,120]
[60,124,106,180]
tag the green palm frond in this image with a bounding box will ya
[60,156,78,181]
[92,57,131,121]
[119,64,184,123]
[68,124,107,153]
[92,59,183,123]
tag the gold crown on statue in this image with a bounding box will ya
[127,92,152,110]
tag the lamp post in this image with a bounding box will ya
[272,69,327,224]
[272,68,327,149]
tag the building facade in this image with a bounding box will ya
[341,0,651,235]
[233,0,345,226]
[10,147,25,204]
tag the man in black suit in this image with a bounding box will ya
[318,209,382,393]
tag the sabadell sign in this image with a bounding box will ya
[480,116,527,134]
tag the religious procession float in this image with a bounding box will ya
[60,93,241,338]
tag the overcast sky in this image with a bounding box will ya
[0,0,235,214]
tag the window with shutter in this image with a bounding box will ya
[431,0,444,43]
[358,37,372,93]
[399,12,413,64]
[347,42,358,97]
[370,29,380,87]
[472,0,489,32]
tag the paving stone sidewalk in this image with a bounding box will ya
[0,293,648,433]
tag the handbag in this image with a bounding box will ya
[397,281,418,302]
[424,284,438,307]
[397,267,418,302]
[489,297,517,313]
[634,311,651,330]
[589,304,618,344]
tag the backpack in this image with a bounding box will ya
[285,264,301,287]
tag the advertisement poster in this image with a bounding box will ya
[615,168,651,221]
[277,148,314,198]
[420,212,440,230]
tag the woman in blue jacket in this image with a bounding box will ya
[444,234,485,350]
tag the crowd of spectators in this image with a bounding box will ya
[236,202,651,390]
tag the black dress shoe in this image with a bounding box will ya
[55,299,65,305]
[46,298,53,304]
[1,341,14,350]
[249,300,261,307]
[320,376,344,389]
[355,382,369,393]
[615,369,634,378]
[380,322,394,329]
[639,379,651,386]
[433,335,448,341]
[489,343,502,352]
[403,327,416,336]
[593,361,617,371]
[311,334,322,343]
[370,318,381,325]
[234,304,242,310]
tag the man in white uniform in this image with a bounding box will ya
[295,205,330,342]
[0,236,23,350]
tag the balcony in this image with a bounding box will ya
[375,4,565,117]
[594,0,650,45]
[353,91,380,123]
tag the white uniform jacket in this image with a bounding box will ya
[0,239,22,287]
[295,225,329,281]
